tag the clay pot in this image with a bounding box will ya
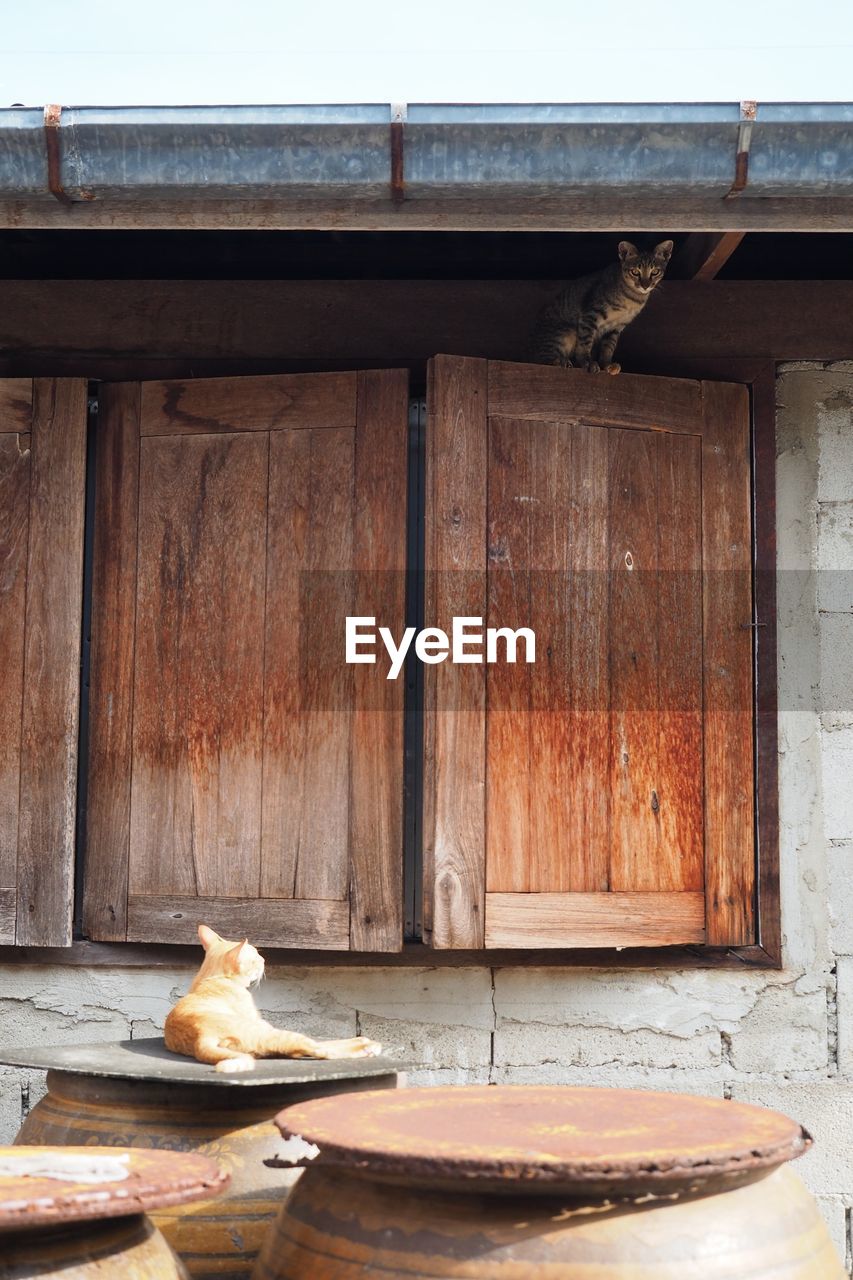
[1,1215,190,1280]
[253,1084,844,1279]
[11,1041,399,1280]
[0,1144,225,1280]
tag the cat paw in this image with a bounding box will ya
[587,361,601,374]
[605,362,622,376]
[319,1036,383,1059]
[215,1054,256,1073]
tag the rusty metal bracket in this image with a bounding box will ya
[43,104,73,205]
[390,102,406,206]
[725,100,757,199]
[43,104,94,204]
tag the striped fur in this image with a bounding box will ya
[529,240,673,372]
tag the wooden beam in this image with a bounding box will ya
[1,281,853,376]
[3,196,853,232]
[672,233,746,280]
[0,939,778,969]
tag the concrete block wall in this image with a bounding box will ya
[0,363,851,1269]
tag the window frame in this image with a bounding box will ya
[0,359,780,970]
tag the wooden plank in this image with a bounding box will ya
[4,193,853,232]
[4,282,853,370]
[0,938,778,970]
[671,233,746,281]
[16,379,87,946]
[607,428,661,892]
[751,366,782,964]
[485,891,705,948]
[349,369,408,951]
[129,432,267,900]
[127,896,350,949]
[526,421,573,893]
[485,417,533,893]
[261,427,355,904]
[488,362,703,434]
[566,423,610,891]
[0,888,14,945]
[655,432,704,891]
[140,371,357,435]
[424,355,487,949]
[260,429,307,900]
[701,380,755,946]
[0,434,30,897]
[0,380,33,432]
[83,384,141,941]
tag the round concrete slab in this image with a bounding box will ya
[0,1038,403,1088]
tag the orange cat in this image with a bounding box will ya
[164,925,382,1073]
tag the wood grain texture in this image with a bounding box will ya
[127,896,350,949]
[140,372,357,435]
[671,233,746,281]
[489,361,703,432]
[4,194,852,231]
[566,423,610,891]
[607,427,663,891]
[424,356,487,948]
[16,379,87,946]
[0,938,778,970]
[129,432,268,899]
[655,432,704,891]
[349,369,408,951]
[0,381,33,432]
[606,429,704,894]
[0,888,14,945]
[0,433,30,896]
[261,427,355,903]
[83,384,140,940]
[751,366,781,964]
[485,892,705,948]
[485,417,535,893]
[701,380,756,946]
[7,282,853,372]
[428,358,755,952]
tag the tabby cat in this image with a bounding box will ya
[530,240,673,372]
[164,925,382,1073]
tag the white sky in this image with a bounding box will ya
[1,0,852,106]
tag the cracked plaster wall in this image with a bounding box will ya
[0,364,851,1268]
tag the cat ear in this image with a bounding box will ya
[198,923,220,950]
[225,939,250,970]
[654,240,674,262]
[618,241,638,262]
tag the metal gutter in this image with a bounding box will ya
[1,102,852,230]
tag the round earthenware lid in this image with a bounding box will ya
[0,1038,401,1088]
[275,1085,811,1197]
[0,1146,228,1230]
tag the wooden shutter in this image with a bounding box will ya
[424,356,754,950]
[0,378,88,946]
[84,371,407,951]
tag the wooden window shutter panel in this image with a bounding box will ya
[424,356,755,951]
[84,370,407,951]
[423,356,488,949]
[0,378,88,946]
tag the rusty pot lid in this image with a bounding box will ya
[275,1085,811,1196]
[0,1146,229,1231]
